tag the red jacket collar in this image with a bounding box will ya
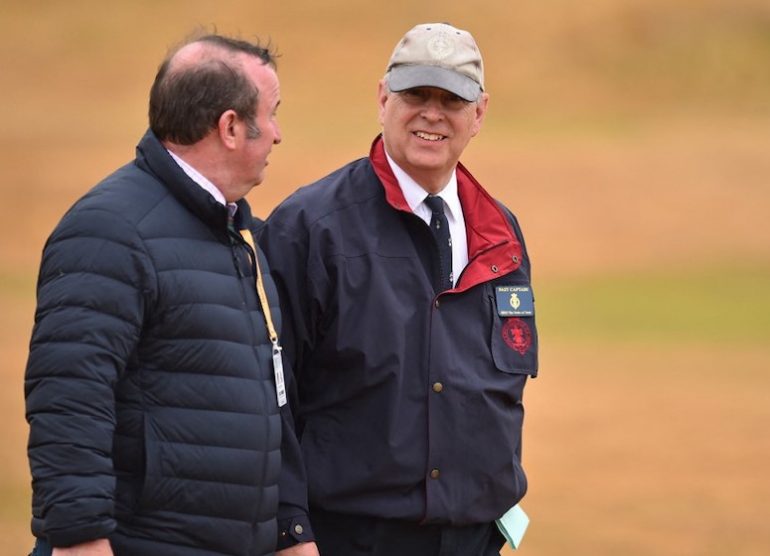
[369,135,523,293]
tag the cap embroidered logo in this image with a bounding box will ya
[427,33,455,60]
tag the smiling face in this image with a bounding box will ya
[378,79,488,193]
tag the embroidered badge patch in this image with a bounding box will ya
[502,318,532,355]
[495,286,534,317]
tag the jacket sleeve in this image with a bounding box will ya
[259,209,327,548]
[275,374,314,548]
[258,210,327,381]
[25,205,154,546]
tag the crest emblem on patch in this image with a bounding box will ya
[502,318,532,355]
[509,293,521,310]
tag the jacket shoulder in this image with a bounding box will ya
[68,162,169,225]
[269,157,378,227]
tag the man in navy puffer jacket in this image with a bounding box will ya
[25,34,312,556]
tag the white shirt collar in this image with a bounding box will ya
[167,149,232,210]
[384,152,461,220]
[384,151,468,287]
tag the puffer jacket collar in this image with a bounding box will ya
[134,129,255,234]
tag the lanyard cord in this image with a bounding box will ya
[239,228,278,345]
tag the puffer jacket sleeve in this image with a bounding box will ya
[25,204,154,547]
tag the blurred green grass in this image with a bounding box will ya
[537,264,770,345]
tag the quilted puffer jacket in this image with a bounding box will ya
[25,130,283,556]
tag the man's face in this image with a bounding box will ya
[232,58,282,196]
[378,80,488,192]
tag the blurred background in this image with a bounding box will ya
[1,0,769,554]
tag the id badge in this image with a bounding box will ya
[272,344,287,407]
[495,285,534,317]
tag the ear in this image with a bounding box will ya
[377,79,389,126]
[470,92,489,137]
[217,109,239,150]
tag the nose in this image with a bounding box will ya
[420,97,444,122]
[272,120,282,145]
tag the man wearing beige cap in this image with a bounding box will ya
[261,22,538,555]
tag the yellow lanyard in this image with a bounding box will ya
[239,228,278,344]
[239,228,286,406]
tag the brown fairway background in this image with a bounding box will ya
[2,1,769,554]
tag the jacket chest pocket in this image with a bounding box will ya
[488,283,539,376]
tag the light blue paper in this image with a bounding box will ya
[495,504,530,550]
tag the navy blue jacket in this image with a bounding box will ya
[259,136,537,535]
[25,130,303,556]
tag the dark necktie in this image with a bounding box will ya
[424,195,453,292]
[226,205,238,240]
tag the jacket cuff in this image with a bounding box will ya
[277,514,315,550]
[42,519,115,548]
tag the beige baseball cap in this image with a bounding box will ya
[385,22,484,102]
